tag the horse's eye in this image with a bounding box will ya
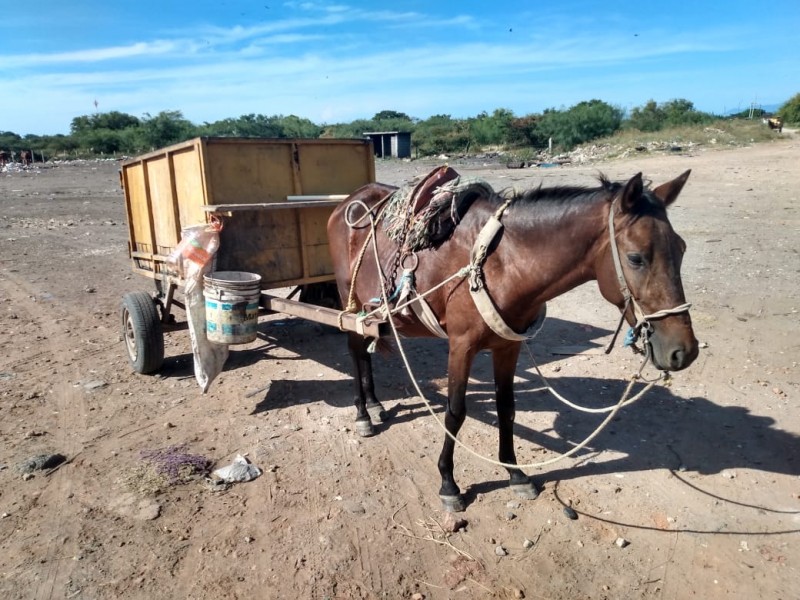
[627,253,645,268]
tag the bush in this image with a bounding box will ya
[777,93,800,125]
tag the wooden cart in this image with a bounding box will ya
[119,136,384,373]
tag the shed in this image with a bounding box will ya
[363,131,412,159]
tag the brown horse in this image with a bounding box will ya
[327,170,698,511]
[19,150,32,167]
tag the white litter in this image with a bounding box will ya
[212,454,262,483]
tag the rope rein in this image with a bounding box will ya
[335,187,690,470]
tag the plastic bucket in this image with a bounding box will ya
[203,271,262,344]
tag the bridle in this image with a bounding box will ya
[604,197,692,356]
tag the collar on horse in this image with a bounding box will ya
[467,194,691,349]
[468,198,546,341]
[603,197,692,354]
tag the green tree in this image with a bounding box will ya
[628,100,665,132]
[413,114,469,156]
[538,100,622,150]
[70,111,140,135]
[372,110,412,122]
[468,108,515,146]
[138,110,197,149]
[662,99,714,127]
[777,92,800,124]
[276,114,322,138]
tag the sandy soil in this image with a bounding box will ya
[0,136,798,600]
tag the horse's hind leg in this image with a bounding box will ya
[347,333,386,436]
[494,343,539,500]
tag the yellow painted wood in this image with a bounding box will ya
[120,137,375,286]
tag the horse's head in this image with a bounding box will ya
[596,171,698,371]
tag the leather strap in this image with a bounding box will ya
[468,199,547,341]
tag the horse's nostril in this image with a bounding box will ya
[670,348,685,369]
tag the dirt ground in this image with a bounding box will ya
[0,135,798,600]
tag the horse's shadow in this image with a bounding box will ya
[222,315,799,492]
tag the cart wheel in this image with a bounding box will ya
[121,292,165,374]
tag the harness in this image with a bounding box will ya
[342,186,690,352]
[603,197,692,355]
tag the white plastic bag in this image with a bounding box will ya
[212,454,262,483]
[168,223,228,392]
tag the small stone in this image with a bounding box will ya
[615,537,630,548]
[1,512,9,518]
[244,536,254,543]
[411,593,425,600]
[342,501,365,515]
[164,421,175,428]
[83,380,107,391]
[495,545,508,556]
[721,470,736,479]
[442,512,468,533]
[563,506,578,520]
[512,589,525,599]
[505,512,517,521]
[22,473,34,481]
[506,501,521,509]
[523,538,534,549]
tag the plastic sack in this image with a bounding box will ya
[212,454,262,483]
[168,222,228,392]
[168,223,222,294]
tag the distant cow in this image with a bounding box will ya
[0,150,9,167]
[20,150,32,166]
[767,117,783,133]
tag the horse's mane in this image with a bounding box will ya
[506,173,664,216]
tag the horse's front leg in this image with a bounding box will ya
[437,341,477,512]
[494,342,539,500]
[347,333,387,437]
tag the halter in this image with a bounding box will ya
[604,197,692,355]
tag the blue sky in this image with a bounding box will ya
[1,1,798,136]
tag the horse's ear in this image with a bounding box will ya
[618,172,643,213]
[652,169,691,207]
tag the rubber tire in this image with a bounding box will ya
[121,292,165,374]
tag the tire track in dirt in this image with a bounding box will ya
[0,270,93,599]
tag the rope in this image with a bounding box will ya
[361,208,664,471]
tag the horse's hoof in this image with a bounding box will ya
[511,481,539,500]
[439,494,466,513]
[366,403,388,424]
[355,420,375,437]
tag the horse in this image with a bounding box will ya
[0,150,9,167]
[19,150,32,167]
[327,169,699,512]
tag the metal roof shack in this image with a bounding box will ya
[363,131,411,159]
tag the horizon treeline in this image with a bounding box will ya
[2,94,798,160]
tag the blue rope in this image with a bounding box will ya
[369,272,414,304]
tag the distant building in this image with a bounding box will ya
[363,131,412,159]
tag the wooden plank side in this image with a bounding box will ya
[145,155,179,255]
[215,210,304,286]
[125,163,154,256]
[172,145,208,230]
[296,142,374,194]
[206,141,295,204]
[299,205,338,277]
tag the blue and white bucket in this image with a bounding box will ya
[203,271,262,344]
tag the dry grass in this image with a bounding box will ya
[589,119,782,156]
